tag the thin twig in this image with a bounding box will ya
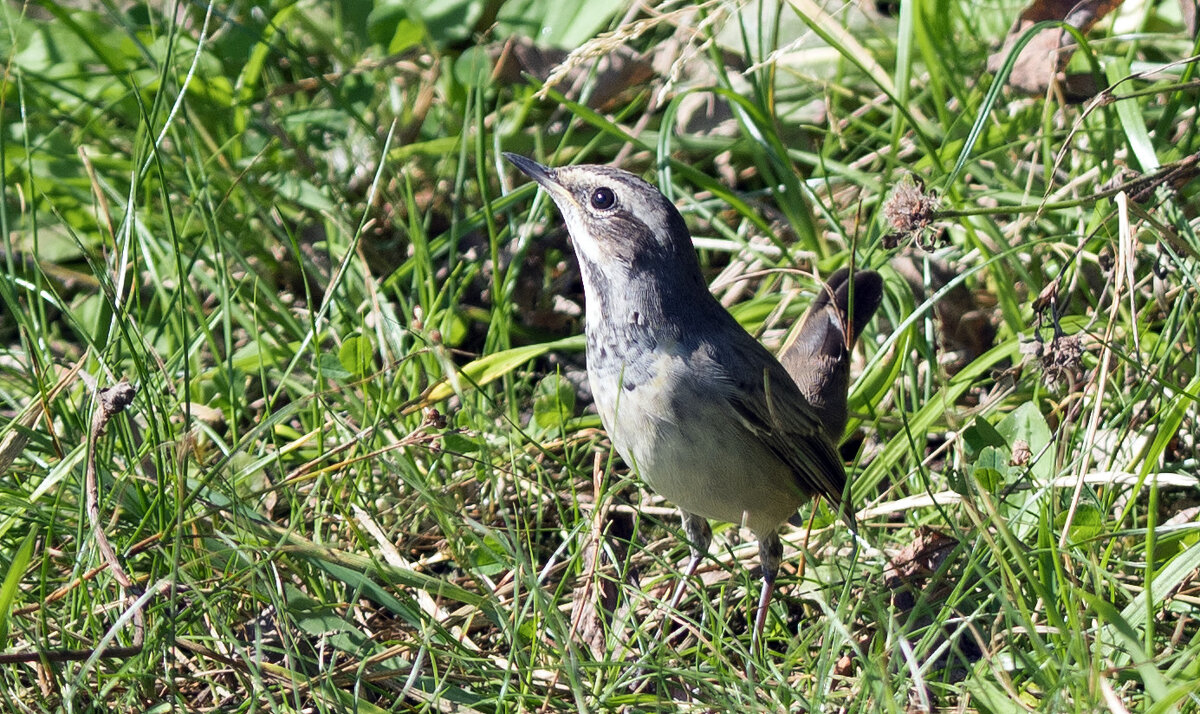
[0,381,147,665]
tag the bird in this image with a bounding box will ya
[504,153,879,662]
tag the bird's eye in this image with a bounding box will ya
[590,187,616,210]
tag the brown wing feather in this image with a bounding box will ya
[725,361,848,510]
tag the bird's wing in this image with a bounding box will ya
[723,357,849,511]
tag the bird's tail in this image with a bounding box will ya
[779,268,884,443]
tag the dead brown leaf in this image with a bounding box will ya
[883,527,960,621]
[986,0,1124,98]
[883,527,959,594]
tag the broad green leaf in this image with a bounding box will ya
[538,0,626,47]
[495,0,626,48]
[367,4,424,51]
[997,402,1053,482]
[317,352,353,381]
[1056,503,1103,543]
[454,46,492,89]
[963,416,1007,455]
[971,445,1007,492]
[532,373,576,429]
[338,335,374,378]
[425,335,584,403]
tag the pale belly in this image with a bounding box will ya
[589,351,807,535]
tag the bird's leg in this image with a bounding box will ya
[631,513,713,693]
[751,530,784,660]
[666,511,711,613]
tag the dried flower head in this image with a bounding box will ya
[1039,333,1084,388]
[882,173,941,250]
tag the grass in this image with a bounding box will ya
[2,0,1200,710]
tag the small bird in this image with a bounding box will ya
[505,153,877,660]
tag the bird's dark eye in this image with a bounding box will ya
[590,187,616,210]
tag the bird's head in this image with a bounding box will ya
[504,154,704,291]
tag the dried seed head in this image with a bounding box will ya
[1040,333,1084,388]
[883,174,939,234]
[1010,439,1031,466]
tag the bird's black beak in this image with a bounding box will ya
[504,153,577,210]
[503,153,556,188]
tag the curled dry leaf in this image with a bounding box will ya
[986,0,1124,98]
[834,652,854,677]
[884,527,959,589]
[884,527,960,613]
[1010,439,1033,467]
[98,381,137,419]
